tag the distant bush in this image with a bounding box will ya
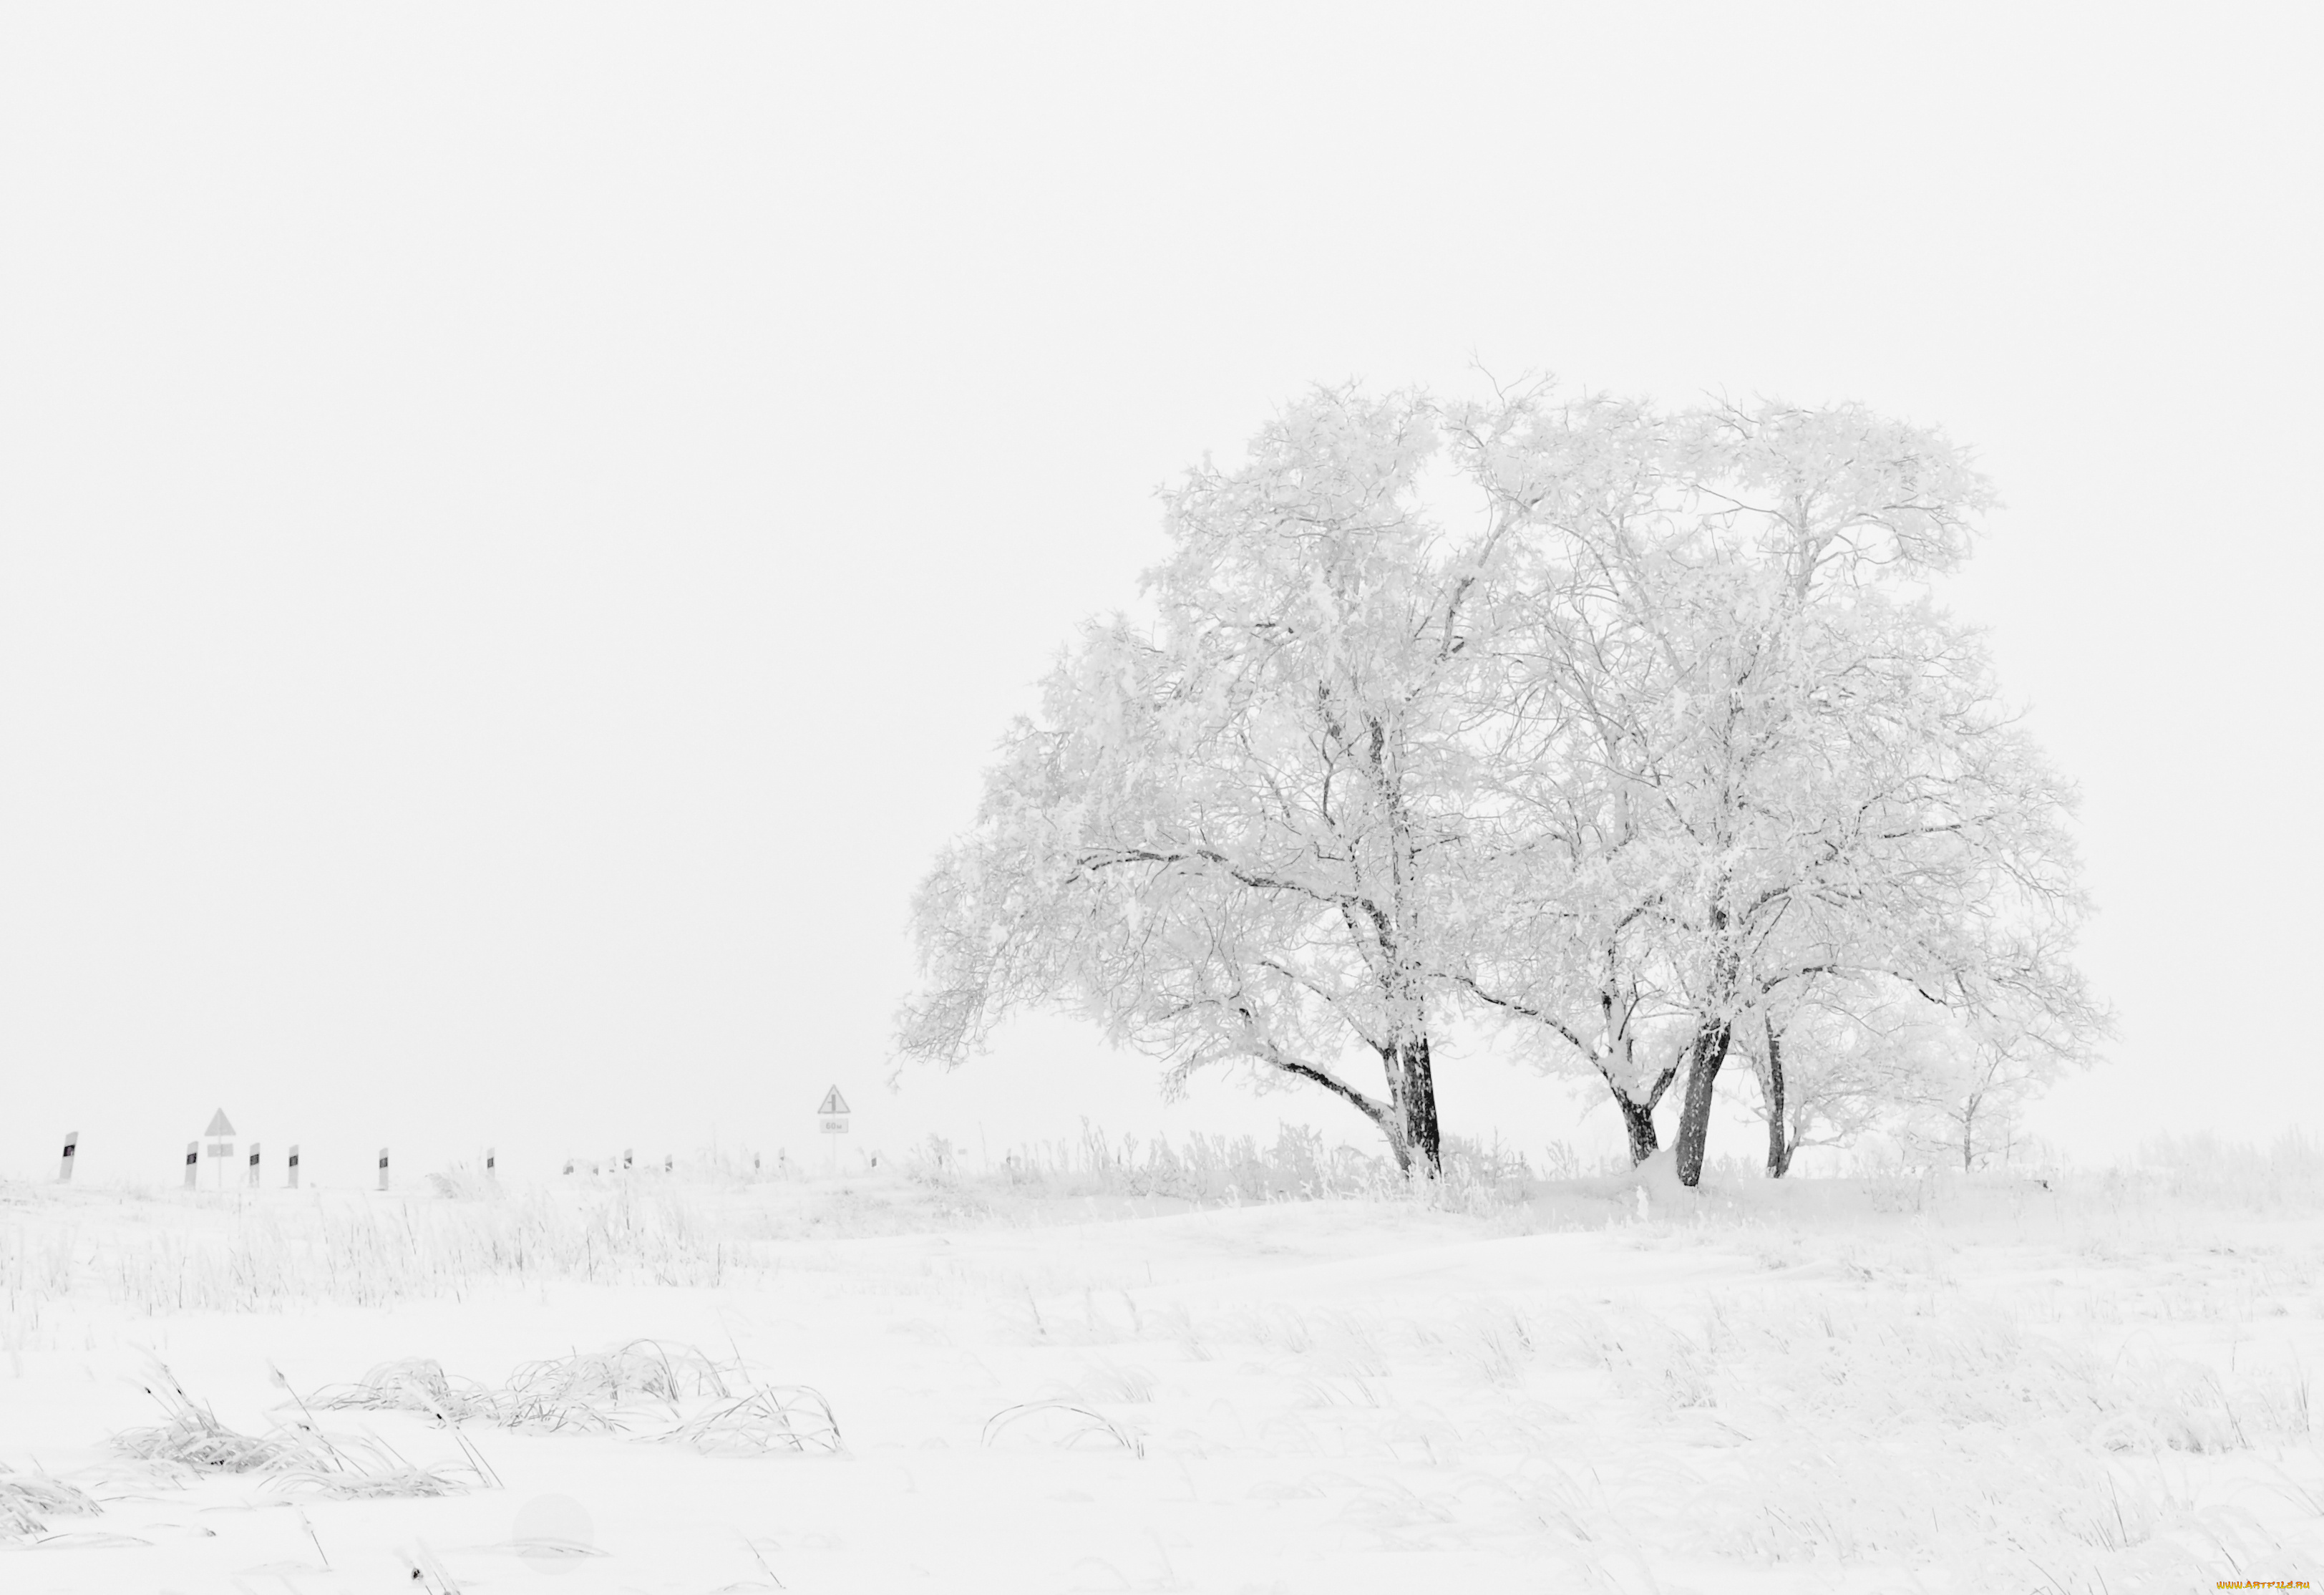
[2123,1128,2324,1211]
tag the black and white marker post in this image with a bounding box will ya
[247,1143,261,1189]
[57,1131,77,1184]
[287,1145,300,1190]
[376,1148,389,1192]
[183,1141,198,1189]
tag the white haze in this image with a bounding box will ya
[0,6,2318,1184]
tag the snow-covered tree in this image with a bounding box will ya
[898,388,1527,1174]
[1448,393,2096,1185]
[1633,407,2096,1185]
[901,381,2101,1187]
[1734,986,1920,1177]
[1897,1030,2048,1173]
[1887,916,2100,1171]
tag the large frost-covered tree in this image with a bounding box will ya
[900,379,2099,1187]
[1448,393,2096,1184]
[1610,404,2094,1186]
[898,389,1527,1174]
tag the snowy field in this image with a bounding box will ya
[4,1148,2321,1594]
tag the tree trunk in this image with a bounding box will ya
[1673,1019,1734,1188]
[1394,1037,1441,1177]
[1764,1022,1792,1178]
[1373,1036,1442,1177]
[1617,1092,1660,1165]
[1604,1057,1678,1167]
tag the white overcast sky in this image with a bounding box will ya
[1,6,2318,1183]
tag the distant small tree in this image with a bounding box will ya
[1908,1044,2026,1173]
[1894,944,2099,1173]
[1734,988,1909,1178]
[1741,918,2101,1177]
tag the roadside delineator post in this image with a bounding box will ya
[247,1143,261,1189]
[376,1148,389,1192]
[623,1148,633,1172]
[287,1145,301,1190]
[57,1131,77,1184]
[486,1147,497,1180]
[183,1141,198,1189]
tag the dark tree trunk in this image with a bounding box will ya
[1374,1036,1442,1177]
[1395,1037,1441,1176]
[1673,1019,1735,1188]
[1764,1023,1793,1178]
[1618,1093,1660,1165]
[1606,1060,1679,1167]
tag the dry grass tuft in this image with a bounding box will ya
[0,1463,101,1538]
[657,1386,842,1455]
[112,1365,313,1473]
[983,1399,1147,1458]
[308,1340,844,1456]
[313,1357,500,1424]
[498,1339,739,1432]
[110,1363,490,1498]
[1067,1362,1159,1405]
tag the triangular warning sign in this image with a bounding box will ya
[817,1087,850,1116]
[204,1109,236,1137]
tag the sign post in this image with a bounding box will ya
[57,1131,77,1184]
[818,1085,850,1174]
[203,1110,236,1192]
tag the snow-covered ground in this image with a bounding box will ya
[3,1163,2319,1592]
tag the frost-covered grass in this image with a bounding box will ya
[1,1140,2319,1590]
[107,1361,493,1502]
[314,1340,842,1454]
[0,1463,98,1538]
